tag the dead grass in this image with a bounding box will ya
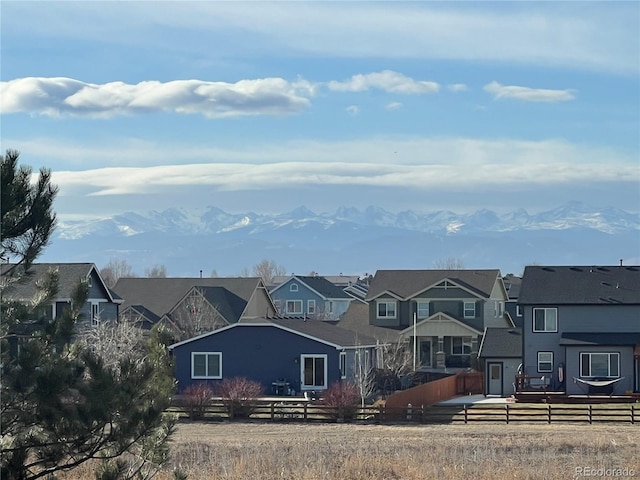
[58,421,640,480]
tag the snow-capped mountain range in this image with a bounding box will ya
[42,202,640,277]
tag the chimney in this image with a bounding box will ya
[199,270,203,278]
[620,259,623,267]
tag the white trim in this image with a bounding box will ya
[376,299,397,319]
[416,299,430,319]
[533,308,558,332]
[580,352,620,378]
[463,301,476,318]
[286,299,303,315]
[537,351,553,373]
[307,299,316,314]
[191,351,222,379]
[300,354,328,389]
[400,312,483,336]
[290,283,299,292]
[339,351,347,379]
[410,277,488,301]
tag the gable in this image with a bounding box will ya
[399,312,482,338]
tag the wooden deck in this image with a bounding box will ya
[515,391,640,404]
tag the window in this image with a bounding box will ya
[301,354,327,389]
[307,300,316,315]
[494,301,504,317]
[580,353,620,378]
[451,337,473,355]
[416,301,429,319]
[537,352,553,373]
[290,283,298,292]
[463,302,476,319]
[339,352,346,379]
[286,300,303,315]
[91,303,100,327]
[533,308,557,332]
[191,352,222,379]
[377,301,397,319]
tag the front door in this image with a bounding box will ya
[487,362,503,396]
[419,340,432,367]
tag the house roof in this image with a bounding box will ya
[560,332,640,346]
[503,274,522,300]
[518,266,640,305]
[337,302,402,343]
[478,328,523,358]
[1,262,119,303]
[121,305,161,324]
[270,275,351,299]
[169,317,379,350]
[113,277,265,317]
[366,269,501,300]
[199,286,248,323]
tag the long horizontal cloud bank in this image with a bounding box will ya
[43,137,637,196]
[2,76,577,118]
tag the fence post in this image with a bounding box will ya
[464,404,468,424]
[505,404,510,424]
[304,403,308,422]
[379,404,384,424]
[407,403,413,421]
[421,405,425,424]
[631,404,635,425]
[270,403,275,421]
[547,404,552,424]
[588,405,592,424]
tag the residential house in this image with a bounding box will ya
[503,274,523,328]
[168,317,379,395]
[1,262,121,330]
[364,269,513,371]
[478,327,522,396]
[517,265,640,396]
[113,277,276,339]
[269,275,355,320]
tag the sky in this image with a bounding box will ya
[1,0,639,221]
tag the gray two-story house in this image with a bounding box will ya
[1,262,121,329]
[518,265,640,396]
[365,269,512,371]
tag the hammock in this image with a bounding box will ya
[573,377,624,387]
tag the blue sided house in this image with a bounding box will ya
[168,318,379,396]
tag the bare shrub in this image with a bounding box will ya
[322,381,361,421]
[216,377,263,418]
[182,383,214,420]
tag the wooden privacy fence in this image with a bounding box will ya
[168,400,640,425]
[385,371,483,410]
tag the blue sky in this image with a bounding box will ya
[1,1,639,221]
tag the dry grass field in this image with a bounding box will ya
[63,420,640,480]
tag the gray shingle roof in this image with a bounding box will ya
[366,269,501,300]
[272,275,352,299]
[270,317,379,347]
[478,328,522,358]
[560,332,640,346]
[1,262,111,300]
[113,277,264,317]
[518,266,640,305]
[200,286,247,323]
[337,302,402,343]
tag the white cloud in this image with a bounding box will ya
[484,81,576,102]
[328,71,439,94]
[386,102,403,110]
[40,137,637,198]
[0,77,312,118]
[447,84,468,92]
[346,105,359,116]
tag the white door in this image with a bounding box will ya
[487,362,503,396]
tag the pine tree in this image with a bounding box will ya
[1,151,176,480]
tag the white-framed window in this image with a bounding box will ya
[91,302,100,327]
[307,300,316,315]
[191,352,222,379]
[377,300,397,319]
[580,352,620,378]
[340,351,347,379]
[290,283,298,292]
[328,301,333,313]
[87,276,93,288]
[301,354,327,389]
[416,301,429,319]
[286,300,303,315]
[451,337,473,355]
[463,301,476,319]
[537,352,553,373]
[494,301,504,317]
[533,308,557,332]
